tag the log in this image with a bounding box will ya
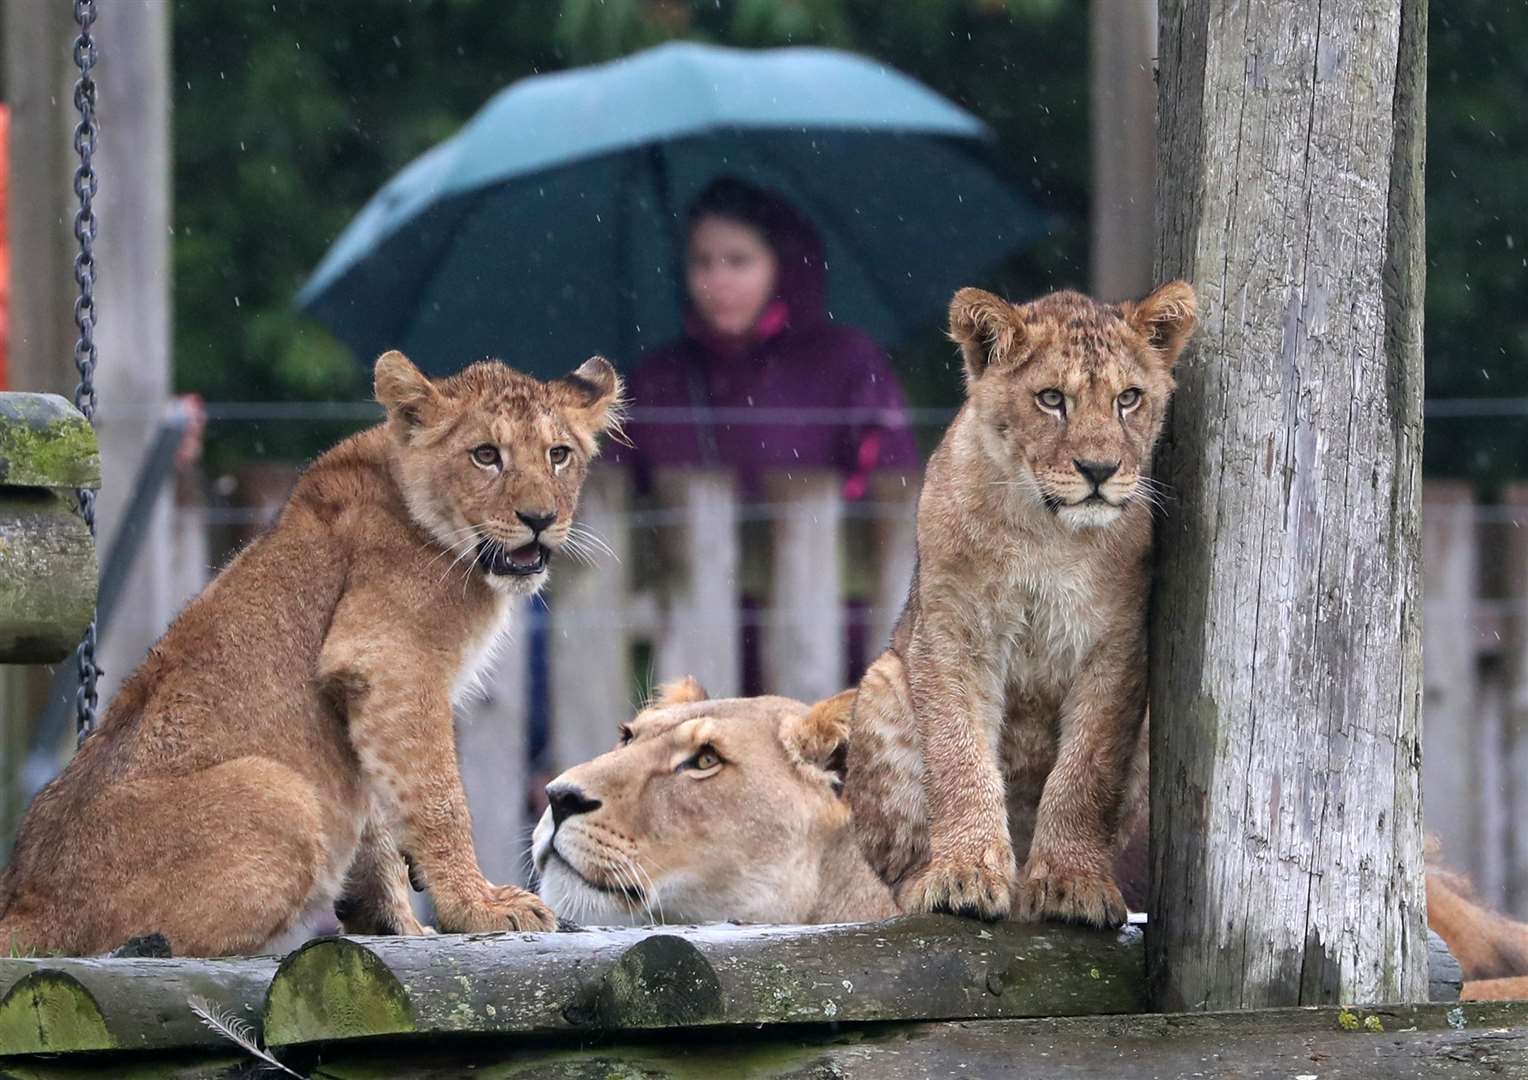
[0,916,1143,1054]
[0,394,101,490]
[1149,0,1429,1008]
[0,490,98,664]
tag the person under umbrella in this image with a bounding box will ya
[615,177,919,697]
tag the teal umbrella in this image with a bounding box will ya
[297,41,1045,376]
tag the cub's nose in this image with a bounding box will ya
[517,509,557,535]
[547,781,601,827]
[1073,459,1120,488]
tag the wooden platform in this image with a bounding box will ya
[0,916,1515,1077]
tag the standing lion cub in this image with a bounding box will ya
[0,352,622,956]
[849,282,1197,927]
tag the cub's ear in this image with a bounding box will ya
[374,350,442,429]
[780,689,855,794]
[557,356,628,447]
[949,287,1023,383]
[652,675,707,707]
[1122,280,1198,368]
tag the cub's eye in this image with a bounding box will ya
[1036,389,1066,413]
[680,744,724,774]
[617,724,634,747]
[549,445,572,467]
[470,444,501,468]
[1117,388,1143,412]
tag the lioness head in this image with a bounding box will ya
[532,679,895,925]
[948,281,1197,530]
[373,351,624,594]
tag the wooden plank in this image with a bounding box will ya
[455,605,532,888]
[867,471,919,658]
[653,469,739,697]
[547,464,630,771]
[1425,484,1481,886]
[1149,0,1429,1007]
[764,471,844,703]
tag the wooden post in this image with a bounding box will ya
[1148,0,1428,1008]
[1502,485,1528,916]
[89,0,175,710]
[1089,0,1157,301]
[764,471,844,704]
[654,469,740,697]
[867,472,919,657]
[548,465,631,770]
[1422,484,1478,888]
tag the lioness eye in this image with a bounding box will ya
[549,445,572,467]
[471,444,501,468]
[1117,388,1143,411]
[618,724,634,746]
[683,745,722,772]
[1036,389,1066,412]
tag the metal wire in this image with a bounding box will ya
[72,0,100,744]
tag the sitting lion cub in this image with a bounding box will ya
[0,351,622,956]
[849,282,1197,927]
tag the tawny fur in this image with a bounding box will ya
[848,282,1197,927]
[531,681,897,926]
[0,352,622,956]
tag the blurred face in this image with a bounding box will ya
[685,215,778,338]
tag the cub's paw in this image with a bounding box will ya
[896,842,1015,921]
[1012,860,1127,928]
[447,886,557,933]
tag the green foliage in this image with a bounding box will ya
[1426,3,1528,483]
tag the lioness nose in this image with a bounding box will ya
[517,509,557,535]
[547,782,601,827]
[1073,458,1120,488]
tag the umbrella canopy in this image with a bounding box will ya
[297,41,1045,377]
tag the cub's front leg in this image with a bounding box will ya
[897,622,1014,920]
[320,609,554,934]
[1013,630,1144,928]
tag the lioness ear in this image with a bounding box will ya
[653,675,707,707]
[949,287,1023,384]
[374,350,441,429]
[557,356,628,447]
[1121,280,1198,368]
[780,689,855,793]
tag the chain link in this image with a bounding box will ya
[72,0,100,744]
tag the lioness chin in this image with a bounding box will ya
[0,351,622,956]
[850,282,1198,928]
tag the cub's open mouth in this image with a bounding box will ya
[476,539,549,577]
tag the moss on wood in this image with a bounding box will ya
[262,937,416,1047]
[0,394,100,490]
[0,970,114,1054]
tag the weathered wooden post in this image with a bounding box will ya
[1149,0,1428,1007]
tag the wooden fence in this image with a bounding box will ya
[1423,483,1528,918]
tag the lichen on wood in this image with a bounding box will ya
[0,393,100,490]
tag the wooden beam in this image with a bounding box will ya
[1089,0,1157,301]
[1148,0,1429,1008]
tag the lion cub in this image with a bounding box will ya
[0,352,622,955]
[849,282,1197,927]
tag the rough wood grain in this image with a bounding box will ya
[1149,0,1429,1008]
[764,471,844,703]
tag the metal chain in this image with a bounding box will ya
[71,0,100,744]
